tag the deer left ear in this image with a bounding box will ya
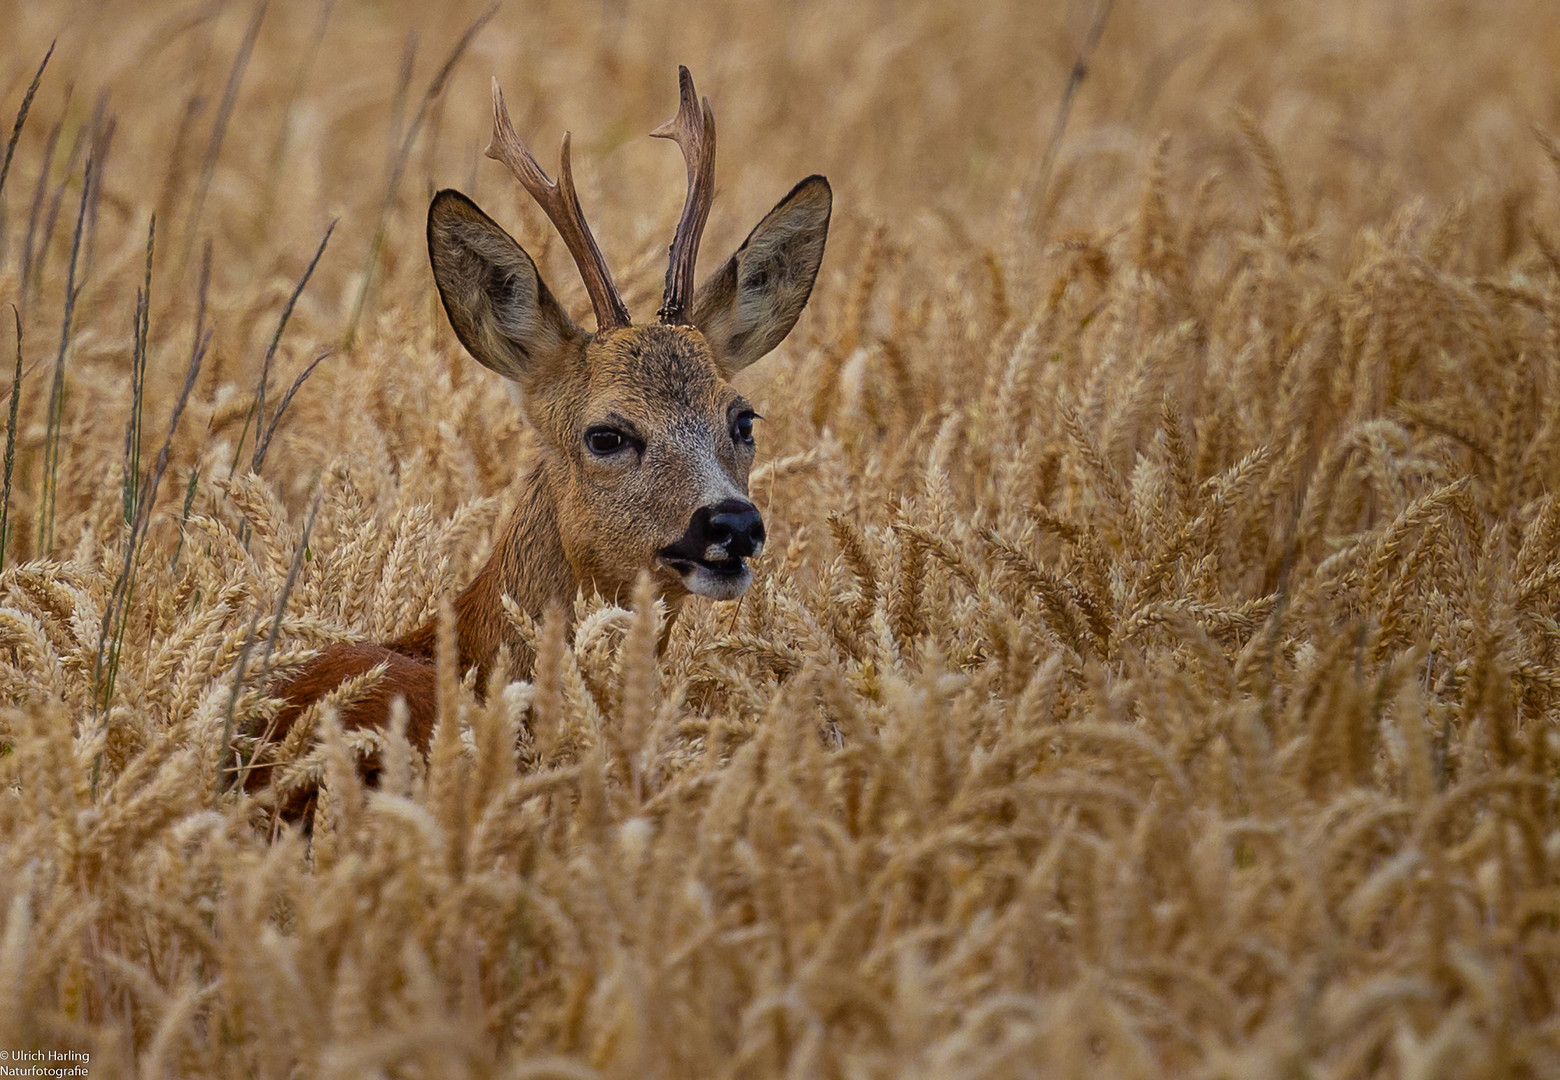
[692,175,831,373]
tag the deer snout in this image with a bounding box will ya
[658,497,762,582]
[657,499,764,600]
[698,499,765,560]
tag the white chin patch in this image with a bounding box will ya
[675,561,752,601]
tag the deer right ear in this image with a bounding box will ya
[427,189,584,385]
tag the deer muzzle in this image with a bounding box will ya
[658,498,765,600]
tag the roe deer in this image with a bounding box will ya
[253,68,830,789]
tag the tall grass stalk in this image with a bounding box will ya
[29,98,95,299]
[169,462,201,574]
[16,88,68,319]
[249,348,331,474]
[228,219,336,478]
[0,306,20,574]
[36,155,91,556]
[93,240,208,721]
[122,216,155,529]
[80,103,116,287]
[0,41,55,266]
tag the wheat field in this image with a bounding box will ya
[1,0,1559,1075]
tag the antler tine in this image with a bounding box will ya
[485,78,630,331]
[651,65,716,326]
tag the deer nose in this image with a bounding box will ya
[699,499,765,560]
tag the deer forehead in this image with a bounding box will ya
[577,325,732,424]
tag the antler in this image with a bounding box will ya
[485,78,631,331]
[651,66,716,326]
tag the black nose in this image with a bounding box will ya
[697,498,765,559]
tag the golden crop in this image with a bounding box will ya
[1,0,1558,1075]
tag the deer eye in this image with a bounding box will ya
[585,427,627,456]
[733,411,758,446]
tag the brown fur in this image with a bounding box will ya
[268,645,438,748]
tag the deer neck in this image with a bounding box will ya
[463,462,580,678]
[392,458,686,683]
[391,462,573,679]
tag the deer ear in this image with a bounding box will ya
[692,176,831,373]
[427,189,584,386]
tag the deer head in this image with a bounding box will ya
[258,69,831,803]
[426,68,831,605]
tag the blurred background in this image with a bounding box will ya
[4,0,1560,319]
